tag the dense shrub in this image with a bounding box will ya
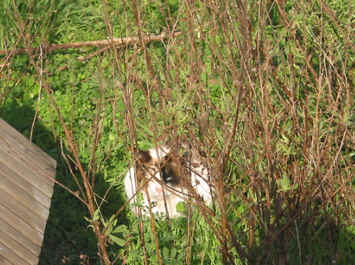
[1,0,353,264]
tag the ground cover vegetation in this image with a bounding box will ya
[0,0,354,264]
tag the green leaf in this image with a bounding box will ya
[112,224,129,235]
[277,176,298,192]
[109,235,126,247]
[162,246,169,257]
[176,201,187,214]
[170,248,177,259]
[92,209,100,221]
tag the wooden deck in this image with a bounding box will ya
[0,119,56,265]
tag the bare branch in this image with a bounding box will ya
[0,31,182,56]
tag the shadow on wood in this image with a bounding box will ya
[0,119,56,265]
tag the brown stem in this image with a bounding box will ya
[0,31,182,56]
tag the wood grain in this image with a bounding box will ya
[0,119,56,265]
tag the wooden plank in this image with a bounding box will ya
[0,249,17,265]
[0,161,51,213]
[0,257,15,265]
[0,242,31,265]
[0,150,54,200]
[0,118,56,265]
[0,217,40,256]
[0,183,47,232]
[0,134,55,170]
[0,120,56,168]
[0,119,56,168]
[0,203,43,248]
[0,138,56,184]
[0,256,14,265]
[0,119,56,198]
[0,226,38,265]
[0,148,55,198]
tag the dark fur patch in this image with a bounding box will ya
[133,150,152,185]
[161,163,180,186]
[136,148,193,188]
[160,154,187,186]
[159,155,175,185]
[137,150,151,164]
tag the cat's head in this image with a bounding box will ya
[134,146,188,195]
[125,144,212,217]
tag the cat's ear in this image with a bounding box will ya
[136,149,152,164]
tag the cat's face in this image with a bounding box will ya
[135,147,186,199]
[125,145,212,217]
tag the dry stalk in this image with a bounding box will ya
[0,31,182,56]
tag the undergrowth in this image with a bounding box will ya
[0,0,354,264]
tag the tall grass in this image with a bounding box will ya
[0,0,353,264]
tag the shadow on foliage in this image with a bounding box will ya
[0,102,128,265]
[245,202,355,265]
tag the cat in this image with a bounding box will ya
[124,145,212,217]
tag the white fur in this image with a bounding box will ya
[124,145,212,217]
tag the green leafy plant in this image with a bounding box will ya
[1,0,353,264]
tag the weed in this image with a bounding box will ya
[0,0,353,264]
